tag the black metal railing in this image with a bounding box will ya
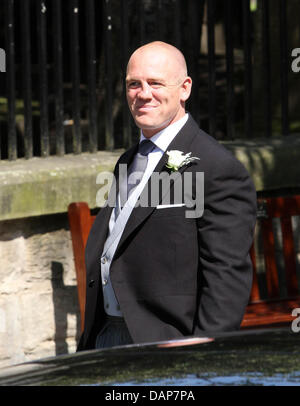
[0,0,294,161]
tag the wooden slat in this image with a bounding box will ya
[262,217,280,298]
[281,216,299,296]
[68,202,95,332]
[265,196,300,297]
[249,243,261,302]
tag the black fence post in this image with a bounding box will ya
[156,0,165,41]
[69,0,82,154]
[207,0,216,138]
[103,0,114,151]
[225,0,235,140]
[121,0,132,149]
[86,0,98,153]
[139,0,145,45]
[21,0,33,159]
[5,0,16,160]
[53,0,65,156]
[173,0,181,49]
[37,0,49,157]
[242,0,253,139]
[261,0,272,138]
[279,0,289,136]
[187,0,201,125]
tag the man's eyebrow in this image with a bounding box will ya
[148,78,167,83]
[125,77,137,83]
[126,77,167,84]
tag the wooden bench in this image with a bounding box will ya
[241,195,300,329]
[68,196,300,333]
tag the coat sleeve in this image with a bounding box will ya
[193,154,257,334]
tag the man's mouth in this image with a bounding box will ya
[136,105,157,111]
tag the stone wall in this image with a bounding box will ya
[0,151,119,368]
[0,213,79,367]
[0,137,300,368]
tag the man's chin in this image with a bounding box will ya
[134,119,161,133]
[137,125,165,138]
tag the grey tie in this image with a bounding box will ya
[118,139,155,211]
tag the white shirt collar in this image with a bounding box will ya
[140,113,189,153]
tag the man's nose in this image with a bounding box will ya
[137,83,152,99]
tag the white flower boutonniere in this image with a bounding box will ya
[165,150,200,172]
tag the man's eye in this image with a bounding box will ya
[149,82,163,88]
[127,82,140,89]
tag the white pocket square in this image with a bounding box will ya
[156,203,186,209]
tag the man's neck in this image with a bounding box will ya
[140,113,189,152]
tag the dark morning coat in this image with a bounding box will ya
[77,115,257,351]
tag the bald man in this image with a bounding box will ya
[77,42,257,351]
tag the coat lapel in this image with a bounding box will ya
[115,115,199,256]
[115,142,139,197]
[87,142,139,264]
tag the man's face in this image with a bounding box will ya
[126,48,191,138]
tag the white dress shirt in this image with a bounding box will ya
[101,113,189,316]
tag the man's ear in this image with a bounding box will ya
[180,77,192,102]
